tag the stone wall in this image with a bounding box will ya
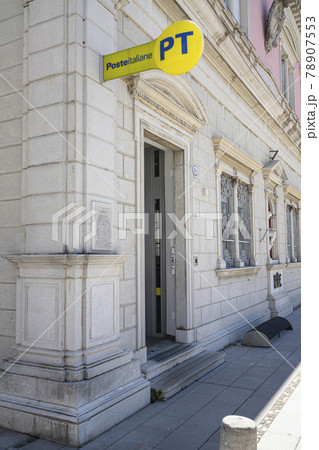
[0,0,301,363]
[0,0,24,360]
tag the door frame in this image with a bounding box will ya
[135,118,195,356]
[144,145,167,339]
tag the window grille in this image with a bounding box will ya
[221,173,234,268]
[238,182,250,266]
[286,205,292,260]
[293,208,298,259]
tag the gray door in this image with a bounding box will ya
[144,145,176,339]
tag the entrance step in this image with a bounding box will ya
[150,350,225,400]
[142,341,204,380]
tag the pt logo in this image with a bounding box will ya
[160,31,194,60]
[103,21,204,81]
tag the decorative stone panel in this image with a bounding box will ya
[6,254,130,382]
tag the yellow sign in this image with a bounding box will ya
[103,21,204,81]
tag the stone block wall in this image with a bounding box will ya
[0,0,301,362]
[0,0,24,360]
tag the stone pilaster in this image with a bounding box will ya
[288,65,296,110]
[0,254,149,446]
[284,199,290,263]
[0,1,149,445]
[248,183,258,266]
[215,166,226,269]
[265,190,272,265]
[290,205,297,262]
[283,54,289,102]
[296,205,301,261]
[232,177,244,268]
[5,255,130,381]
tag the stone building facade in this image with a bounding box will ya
[0,0,300,446]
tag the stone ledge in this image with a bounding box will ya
[215,266,261,279]
[286,262,301,268]
[266,262,301,270]
[266,263,285,270]
[5,254,131,266]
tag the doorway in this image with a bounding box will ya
[144,144,176,343]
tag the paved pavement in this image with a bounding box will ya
[0,307,301,450]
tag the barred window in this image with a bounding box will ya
[286,205,299,262]
[293,208,298,259]
[237,182,250,266]
[286,205,292,260]
[221,173,234,268]
[221,174,250,268]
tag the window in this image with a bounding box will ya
[281,57,286,94]
[225,0,240,23]
[281,53,296,110]
[268,200,278,261]
[286,205,300,263]
[293,208,298,258]
[238,182,250,266]
[213,137,261,270]
[221,173,234,268]
[286,205,292,260]
[283,183,300,263]
[221,174,250,268]
[224,0,250,37]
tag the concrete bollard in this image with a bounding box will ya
[219,415,257,450]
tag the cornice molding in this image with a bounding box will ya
[5,254,130,267]
[281,9,301,63]
[126,73,208,132]
[22,0,34,7]
[155,0,301,154]
[213,137,262,175]
[289,0,301,32]
[215,266,261,278]
[283,183,301,202]
[263,159,288,188]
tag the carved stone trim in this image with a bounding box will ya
[265,0,289,53]
[6,254,130,267]
[127,74,208,133]
[136,91,196,132]
[213,137,262,175]
[171,0,301,152]
[215,266,261,278]
[285,262,301,268]
[263,159,288,189]
[282,183,301,203]
[22,0,34,6]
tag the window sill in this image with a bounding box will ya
[266,263,285,270]
[286,262,301,268]
[215,266,261,279]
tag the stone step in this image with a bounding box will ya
[142,342,204,380]
[150,350,225,400]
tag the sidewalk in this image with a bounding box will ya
[0,307,301,450]
[257,372,301,450]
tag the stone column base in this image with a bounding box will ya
[268,292,293,318]
[0,359,150,447]
[0,254,150,446]
[266,264,292,318]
